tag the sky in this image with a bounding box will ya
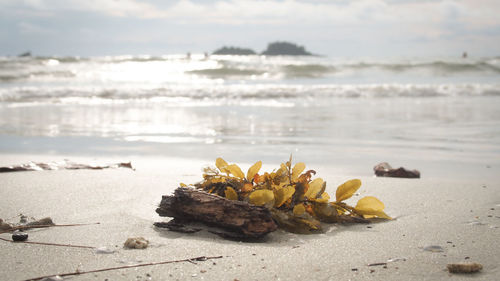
[0,0,499,58]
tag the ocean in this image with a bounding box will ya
[1,54,499,180]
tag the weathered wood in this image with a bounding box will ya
[156,187,277,239]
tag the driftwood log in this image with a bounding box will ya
[155,187,277,239]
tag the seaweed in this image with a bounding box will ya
[185,157,391,234]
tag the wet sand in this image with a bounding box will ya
[1,155,499,280]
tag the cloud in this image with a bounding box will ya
[1,0,499,56]
[5,0,500,29]
[18,21,54,34]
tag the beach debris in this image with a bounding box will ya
[23,255,223,281]
[154,221,202,233]
[373,162,420,178]
[368,262,387,267]
[0,236,95,248]
[0,160,134,173]
[387,257,407,263]
[124,237,149,249]
[0,216,55,233]
[95,246,116,254]
[26,217,55,227]
[423,245,444,252]
[1,216,99,249]
[467,220,486,226]
[40,276,64,281]
[447,262,482,274]
[0,219,13,230]
[12,231,28,241]
[156,187,277,239]
[157,157,390,237]
[20,215,29,224]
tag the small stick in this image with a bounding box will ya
[0,222,100,234]
[0,237,95,249]
[23,255,224,281]
[368,262,388,267]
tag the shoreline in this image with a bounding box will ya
[1,154,499,280]
[0,148,498,182]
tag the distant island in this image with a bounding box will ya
[261,42,313,56]
[212,41,314,56]
[212,46,257,55]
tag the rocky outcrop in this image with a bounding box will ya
[212,46,257,55]
[261,42,313,56]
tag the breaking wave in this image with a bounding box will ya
[2,83,499,107]
[1,55,499,82]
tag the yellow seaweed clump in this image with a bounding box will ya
[191,157,391,233]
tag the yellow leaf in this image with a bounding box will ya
[274,186,296,207]
[293,203,306,216]
[355,196,392,219]
[224,186,238,200]
[215,157,229,174]
[304,178,324,199]
[321,192,330,201]
[313,192,330,203]
[291,162,305,181]
[335,179,362,202]
[249,189,275,206]
[226,164,245,179]
[277,163,287,176]
[246,161,262,182]
[180,183,187,187]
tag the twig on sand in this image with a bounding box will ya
[22,255,224,281]
[0,237,95,249]
[368,262,388,267]
[0,222,100,234]
[0,222,101,248]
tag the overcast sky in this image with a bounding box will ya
[1,0,499,57]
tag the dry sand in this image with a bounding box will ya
[1,154,499,280]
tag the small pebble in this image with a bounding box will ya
[12,231,28,242]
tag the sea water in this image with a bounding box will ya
[1,54,499,179]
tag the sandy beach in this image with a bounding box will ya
[1,154,499,280]
[2,1,500,280]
